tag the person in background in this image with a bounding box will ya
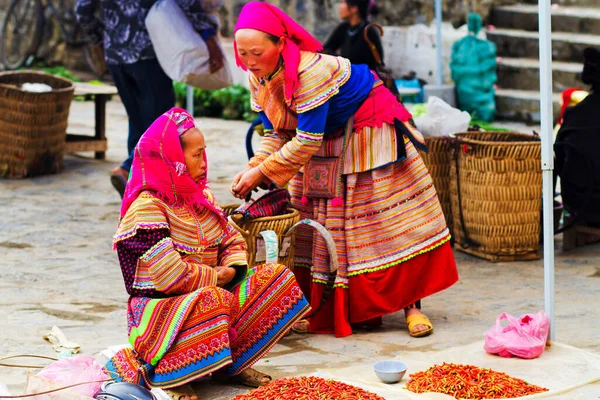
[75,0,225,198]
[323,0,382,71]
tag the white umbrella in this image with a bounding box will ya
[537,0,556,341]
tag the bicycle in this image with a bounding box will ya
[0,0,107,77]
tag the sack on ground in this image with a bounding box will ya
[484,311,550,359]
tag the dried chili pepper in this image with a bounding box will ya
[406,363,549,399]
[231,376,386,400]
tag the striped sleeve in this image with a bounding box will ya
[134,237,218,295]
[247,112,287,169]
[258,102,329,187]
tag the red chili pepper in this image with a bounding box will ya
[231,376,386,400]
[405,363,548,399]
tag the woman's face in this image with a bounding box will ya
[235,29,284,78]
[339,1,357,20]
[180,127,207,183]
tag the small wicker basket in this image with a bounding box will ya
[450,131,542,262]
[0,71,74,178]
[420,136,455,237]
[227,208,301,269]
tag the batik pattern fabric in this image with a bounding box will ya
[247,52,458,337]
[106,191,310,387]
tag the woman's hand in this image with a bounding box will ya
[205,35,225,73]
[231,168,266,200]
[215,266,236,287]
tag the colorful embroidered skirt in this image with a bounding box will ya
[289,128,458,338]
[106,264,309,388]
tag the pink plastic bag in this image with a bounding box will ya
[484,311,550,359]
[36,355,109,397]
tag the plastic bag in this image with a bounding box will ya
[484,311,550,359]
[36,355,109,397]
[413,96,471,137]
[450,13,497,122]
[145,0,233,90]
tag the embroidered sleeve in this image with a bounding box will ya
[218,224,248,289]
[249,75,263,113]
[247,112,288,169]
[258,102,329,187]
[134,237,218,295]
[294,52,351,113]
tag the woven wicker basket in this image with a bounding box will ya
[450,132,542,262]
[227,208,301,269]
[0,71,74,178]
[420,136,455,237]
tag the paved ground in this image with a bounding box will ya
[1,98,599,399]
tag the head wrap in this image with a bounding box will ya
[234,1,323,101]
[120,108,225,227]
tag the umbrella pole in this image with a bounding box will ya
[538,0,556,341]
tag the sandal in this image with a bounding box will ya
[406,313,434,338]
[163,383,198,400]
[290,319,310,334]
[213,368,272,388]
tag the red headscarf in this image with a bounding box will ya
[120,108,226,228]
[234,1,323,102]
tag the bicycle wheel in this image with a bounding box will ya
[83,42,108,79]
[0,0,43,70]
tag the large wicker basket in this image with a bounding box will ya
[450,132,542,262]
[420,136,455,237]
[227,208,301,269]
[0,71,74,178]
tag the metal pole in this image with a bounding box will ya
[186,85,194,115]
[538,0,555,341]
[435,0,443,86]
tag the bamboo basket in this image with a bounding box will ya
[0,71,74,178]
[420,136,455,237]
[227,208,301,269]
[450,132,542,262]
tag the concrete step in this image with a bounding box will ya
[487,28,600,63]
[495,89,561,123]
[497,57,583,92]
[490,5,600,35]
[521,0,600,6]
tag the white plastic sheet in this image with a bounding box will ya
[316,341,600,399]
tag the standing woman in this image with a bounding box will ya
[323,0,383,71]
[230,2,458,338]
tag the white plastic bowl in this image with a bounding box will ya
[373,360,408,384]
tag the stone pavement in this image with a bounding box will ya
[1,98,599,399]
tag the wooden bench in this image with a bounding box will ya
[66,82,119,160]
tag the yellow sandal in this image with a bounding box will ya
[290,319,310,334]
[406,313,434,338]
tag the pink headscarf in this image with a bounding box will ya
[120,108,226,228]
[234,1,323,102]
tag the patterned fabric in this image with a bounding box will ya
[109,192,310,388]
[120,108,224,227]
[75,0,218,65]
[234,189,291,221]
[107,264,309,387]
[250,52,352,116]
[287,126,457,337]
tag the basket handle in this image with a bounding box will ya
[228,215,250,241]
[286,219,338,318]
